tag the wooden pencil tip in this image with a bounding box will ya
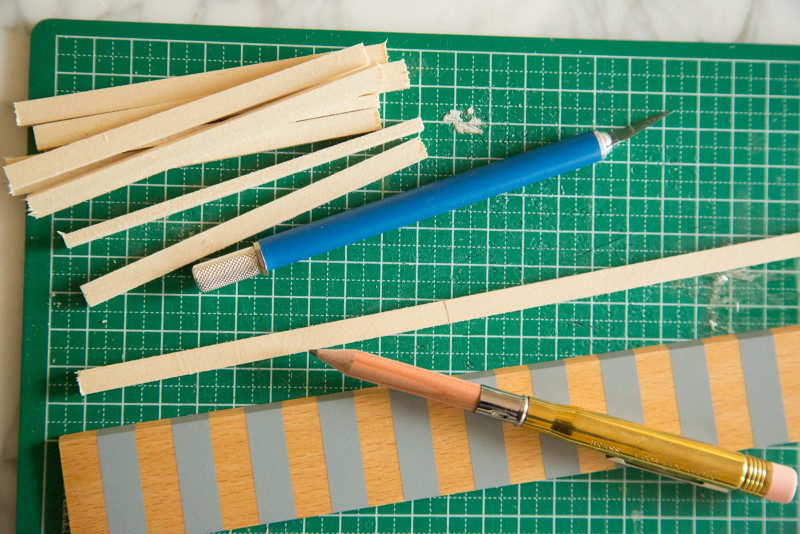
[308,349,318,356]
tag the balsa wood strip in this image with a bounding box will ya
[563,355,617,474]
[59,431,110,534]
[26,66,386,217]
[33,100,187,151]
[772,325,800,442]
[14,43,388,126]
[18,95,380,199]
[353,388,405,507]
[5,44,371,196]
[75,137,426,310]
[633,345,682,436]
[282,397,333,518]
[60,113,416,249]
[494,366,547,484]
[134,420,185,534]
[703,335,755,450]
[33,55,404,151]
[208,409,260,530]
[76,233,800,394]
[428,401,476,496]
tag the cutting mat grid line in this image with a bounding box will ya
[18,22,799,534]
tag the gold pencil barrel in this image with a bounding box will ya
[523,397,771,497]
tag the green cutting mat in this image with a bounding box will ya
[18,18,800,533]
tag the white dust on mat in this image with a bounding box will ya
[443,106,483,134]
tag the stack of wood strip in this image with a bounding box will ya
[4,43,427,306]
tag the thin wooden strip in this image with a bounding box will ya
[25,65,386,216]
[442,234,800,325]
[563,355,617,474]
[772,324,800,442]
[34,90,380,156]
[633,345,682,435]
[282,397,333,518]
[76,232,800,394]
[76,137,425,310]
[10,151,135,197]
[208,409,260,530]
[59,431,110,534]
[19,99,379,199]
[494,366,546,484]
[428,400,475,496]
[60,113,416,249]
[33,100,187,151]
[33,56,404,151]
[16,59,403,197]
[353,388,405,507]
[14,43,388,126]
[134,420,185,534]
[703,335,755,450]
[6,45,371,196]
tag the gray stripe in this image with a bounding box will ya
[96,425,147,534]
[244,404,296,524]
[529,361,581,479]
[737,331,790,447]
[389,390,440,500]
[668,340,719,445]
[317,392,369,513]
[597,350,645,424]
[463,374,510,490]
[171,413,223,534]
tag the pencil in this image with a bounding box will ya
[310,348,798,503]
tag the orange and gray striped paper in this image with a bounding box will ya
[59,325,800,534]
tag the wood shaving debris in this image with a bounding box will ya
[443,107,483,134]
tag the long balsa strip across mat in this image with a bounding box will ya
[59,325,800,534]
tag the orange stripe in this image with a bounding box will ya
[134,420,184,533]
[772,325,800,442]
[353,388,405,506]
[563,355,617,474]
[428,400,475,495]
[282,397,332,518]
[208,408,260,530]
[703,334,754,449]
[59,431,109,534]
[494,366,547,483]
[633,345,681,435]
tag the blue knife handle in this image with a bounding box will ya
[257,130,604,271]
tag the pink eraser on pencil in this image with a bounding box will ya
[766,463,798,503]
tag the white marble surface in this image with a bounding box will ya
[1,0,799,531]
